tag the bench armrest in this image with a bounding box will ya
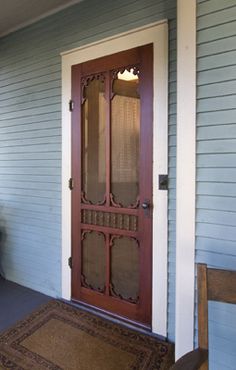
[170,348,208,370]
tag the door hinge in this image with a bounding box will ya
[69,99,74,112]
[68,257,72,269]
[68,178,74,190]
[159,174,168,190]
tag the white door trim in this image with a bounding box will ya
[175,0,196,359]
[61,20,169,337]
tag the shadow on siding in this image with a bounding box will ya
[0,218,7,278]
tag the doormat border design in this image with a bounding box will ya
[0,300,174,369]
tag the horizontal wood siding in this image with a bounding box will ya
[168,18,177,342]
[196,0,236,368]
[0,0,176,337]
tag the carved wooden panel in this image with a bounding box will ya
[81,209,138,232]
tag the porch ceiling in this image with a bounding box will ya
[0,0,83,38]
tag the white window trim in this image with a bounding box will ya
[61,20,169,337]
[175,0,196,359]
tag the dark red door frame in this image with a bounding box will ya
[71,44,153,327]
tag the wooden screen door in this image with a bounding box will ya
[71,44,153,327]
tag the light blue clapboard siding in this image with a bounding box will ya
[196,1,236,369]
[0,0,177,338]
[168,17,177,342]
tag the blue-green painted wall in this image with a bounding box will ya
[0,0,176,340]
[196,1,236,369]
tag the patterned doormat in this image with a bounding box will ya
[0,300,174,370]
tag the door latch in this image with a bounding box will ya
[141,200,151,217]
[159,175,168,190]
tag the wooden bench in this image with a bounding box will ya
[171,263,236,370]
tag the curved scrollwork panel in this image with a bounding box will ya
[81,231,106,293]
[81,73,106,104]
[110,235,139,303]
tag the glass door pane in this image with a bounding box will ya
[82,78,106,204]
[111,69,140,208]
[110,236,139,303]
[81,231,106,292]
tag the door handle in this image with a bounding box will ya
[141,200,151,216]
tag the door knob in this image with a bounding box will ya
[141,200,150,216]
[142,201,150,209]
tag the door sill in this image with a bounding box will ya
[60,298,167,342]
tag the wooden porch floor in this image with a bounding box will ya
[0,276,51,333]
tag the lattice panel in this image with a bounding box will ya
[81,209,138,231]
